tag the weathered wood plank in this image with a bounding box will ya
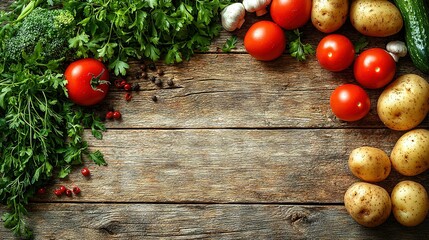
[99,54,428,129]
[28,129,428,203]
[1,203,428,239]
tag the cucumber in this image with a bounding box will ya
[393,0,429,73]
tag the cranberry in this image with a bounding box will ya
[54,189,62,197]
[72,186,81,195]
[113,111,122,120]
[106,111,114,120]
[65,189,73,197]
[37,187,46,195]
[81,167,90,177]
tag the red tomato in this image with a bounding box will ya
[330,84,371,122]
[65,58,110,106]
[316,34,355,72]
[270,0,312,30]
[353,48,396,89]
[244,21,286,61]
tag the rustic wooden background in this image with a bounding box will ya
[1,1,429,239]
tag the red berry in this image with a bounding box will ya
[81,167,90,177]
[120,80,127,88]
[106,111,114,120]
[113,111,122,120]
[65,189,73,197]
[124,83,132,91]
[72,186,81,195]
[59,185,67,194]
[54,189,62,197]
[37,187,46,195]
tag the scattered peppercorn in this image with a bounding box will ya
[150,76,156,83]
[65,189,73,197]
[148,62,156,71]
[124,83,132,91]
[125,93,132,102]
[113,111,122,120]
[53,189,62,197]
[157,69,164,76]
[37,187,46,195]
[141,72,148,79]
[154,78,163,87]
[151,95,158,102]
[72,186,81,195]
[140,64,147,71]
[131,83,141,91]
[106,111,114,120]
[81,167,90,177]
[167,78,174,87]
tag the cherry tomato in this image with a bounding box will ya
[270,0,312,30]
[330,84,371,122]
[65,58,110,106]
[316,34,355,72]
[353,48,396,89]
[244,21,286,61]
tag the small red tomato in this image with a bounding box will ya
[81,167,90,177]
[37,187,46,195]
[106,111,114,120]
[113,111,122,120]
[244,21,286,61]
[330,84,371,122]
[65,58,110,106]
[354,48,396,89]
[73,186,81,195]
[270,0,312,30]
[54,189,63,197]
[316,34,355,72]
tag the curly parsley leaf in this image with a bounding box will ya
[222,35,238,52]
[287,29,315,61]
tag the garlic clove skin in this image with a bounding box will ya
[386,40,407,62]
[221,3,246,32]
[243,0,272,16]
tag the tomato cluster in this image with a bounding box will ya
[316,34,397,122]
[244,0,312,61]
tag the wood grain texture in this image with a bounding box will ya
[28,129,428,204]
[1,204,429,240]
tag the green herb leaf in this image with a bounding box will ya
[222,35,238,52]
[354,36,369,54]
[287,29,315,61]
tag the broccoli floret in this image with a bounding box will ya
[4,7,75,63]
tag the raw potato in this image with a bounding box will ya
[350,0,403,37]
[311,0,348,33]
[377,74,429,131]
[348,147,391,182]
[390,129,429,176]
[391,180,429,227]
[344,182,391,227]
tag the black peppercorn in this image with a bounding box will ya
[167,78,174,87]
[148,62,156,71]
[154,78,163,87]
[151,95,158,102]
[131,83,141,91]
[149,76,156,83]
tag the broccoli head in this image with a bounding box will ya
[4,7,75,63]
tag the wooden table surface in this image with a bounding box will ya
[1,2,429,239]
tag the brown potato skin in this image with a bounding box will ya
[377,74,429,131]
[390,129,429,176]
[350,0,403,37]
[391,181,429,227]
[344,182,391,227]
[348,146,391,182]
[311,0,348,33]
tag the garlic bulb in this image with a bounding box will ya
[386,41,407,62]
[221,3,246,32]
[243,0,272,16]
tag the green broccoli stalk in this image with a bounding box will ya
[4,7,75,64]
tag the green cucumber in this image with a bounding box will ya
[393,0,429,73]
